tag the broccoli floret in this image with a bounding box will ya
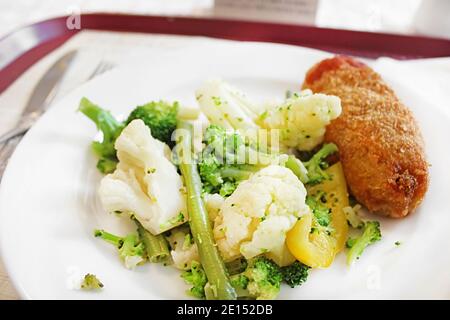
[230,274,250,293]
[126,101,178,148]
[198,153,226,194]
[80,98,180,174]
[203,124,246,163]
[181,261,208,299]
[347,221,382,265]
[199,124,311,196]
[198,125,260,196]
[79,97,124,174]
[218,181,239,197]
[346,237,357,248]
[303,143,338,185]
[281,261,310,288]
[94,229,146,269]
[306,192,331,227]
[96,158,119,174]
[80,273,104,290]
[230,256,283,300]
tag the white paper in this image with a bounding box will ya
[214,0,318,25]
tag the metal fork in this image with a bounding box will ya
[88,60,115,80]
[0,60,115,180]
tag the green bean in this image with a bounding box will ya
[176,120,237,300]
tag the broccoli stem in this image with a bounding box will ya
[79,98,124,174]
[284,155,309,184]
[219,166,258,181]
[304,143,338,168]
[134,219,170,263]
[177,120,237,300]
[94,229,123,247]
[78,98,123,150]
[347,221,381,265]
[96,158,118,174]
[303,143,338,184]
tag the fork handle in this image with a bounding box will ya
[0,115,35,144]
[0,135,23,180]
[0,126,28,144]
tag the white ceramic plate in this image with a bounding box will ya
[1,41,449,299]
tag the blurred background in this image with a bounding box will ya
[0,0,448,39]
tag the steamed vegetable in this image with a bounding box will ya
[286,162,349,267]
[166,225,200,270]
[303,143,338,185]
[126,101,178,148]
[176,120,237,300]
[257,90,342,151]
[79,98,124,174]
[98,119,187,235]
[346,221,382,265]
[79,98,181,174]
[343,204,364,229]
[306,192,332,228]
[308,162,349,252]
[198,125,267,196]
[225,257,248,275]
[284,155,309,184]
[229,256,283,300]
[203,193,225,221]
[281,261,309,288]
[135,218,170,263]
[181,261,208,299]
[213,165,310,262]
[341,201,382,265]
[198,124,309,197]
[85,79,386,300]
[196,79,261,131]
[265,244,297,267]
[94,229,146,269]
[286,211,336,268]
[195,79,341,151]
[80,274,104,290]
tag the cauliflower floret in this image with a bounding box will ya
[204,193,225,221]
[196,79,260,131]
[258,89,341,151]
[167,226,199,270]
[265,244,296,267]
[213,165,310,262]
[99,119,187,235]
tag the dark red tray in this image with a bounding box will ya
[1,13,449,94]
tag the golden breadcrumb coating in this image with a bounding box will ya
[302,56,429,218]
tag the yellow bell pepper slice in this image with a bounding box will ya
[309,162,349,252]
[286,162,349,268]
[286,211,337,268]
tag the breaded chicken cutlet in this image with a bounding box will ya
[302,56,429,218]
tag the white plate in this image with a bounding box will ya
[1,41,449,299]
